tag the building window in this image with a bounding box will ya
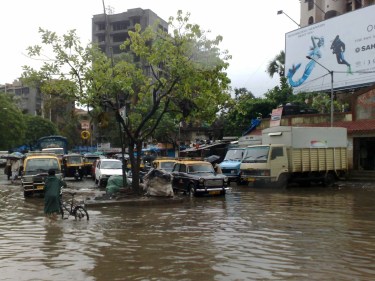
[112,21,129,31]
[113,33,128,43]
[308,16,314,25]
[354,0,362,9]
[307,0,314,11]
[97,22,106,31]
[325,10,338,20]
[346,1,353,11]
[98,34,105,42]
[132,16,141,25]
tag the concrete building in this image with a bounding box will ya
[92,8,168,57]
[0,80,41,115]
[300,0,375,27]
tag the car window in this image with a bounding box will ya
[172,163,179,172]
[179,164,187,173]
[160,162,175,171]
[24,158,59,175]
[101,161,122,169]
[188,164,214,173]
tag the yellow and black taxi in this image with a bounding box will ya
[152,158,177,173]
[171,159,229,196]
[21,152,64,198]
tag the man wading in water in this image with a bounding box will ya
[44,169,66,221]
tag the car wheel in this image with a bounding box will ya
[189,183,196,197]
[23,191,31,198]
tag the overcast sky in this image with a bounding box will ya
[0,0,300,97]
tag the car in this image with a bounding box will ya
[21,152,64,197]
[152,158,177,173]
[83,153,105,178]
[95,158,123,187]
[171,159,229,196]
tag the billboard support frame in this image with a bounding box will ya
[307,55,334,127]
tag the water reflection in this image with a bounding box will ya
[1,184,375,280]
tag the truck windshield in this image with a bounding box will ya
[242,146,269,163]
[223,149,244,161]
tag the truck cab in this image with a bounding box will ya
[219,148,245,183]
[239,144,288,187]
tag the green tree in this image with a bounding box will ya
[266,50,285,78]
[23,115,58,149]
[0,93,26,150]
[221,88,273,136]
[22,11,231,193]
[263,76,293,107]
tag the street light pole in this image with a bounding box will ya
[306,56,334,127]
[277,10,300,27]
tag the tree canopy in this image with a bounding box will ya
[22,11,232,193]
[0,93,26,150]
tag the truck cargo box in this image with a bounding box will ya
[262,126,347,148]
[288,147,348,173]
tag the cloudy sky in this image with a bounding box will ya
[0,0,300,97]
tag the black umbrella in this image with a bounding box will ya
[204,155,221,164]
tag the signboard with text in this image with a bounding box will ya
[285,5,375,93]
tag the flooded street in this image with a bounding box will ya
[1,174,375,281]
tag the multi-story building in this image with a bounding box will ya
[0,80,41,115]
[300,0,375,27]
[92,8,168,57]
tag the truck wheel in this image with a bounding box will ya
[323,173,336,187]
[237,179,247,186]
[276,174,288,189]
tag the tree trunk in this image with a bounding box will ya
[129,140,143,195]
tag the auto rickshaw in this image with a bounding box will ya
[62,153,84,180]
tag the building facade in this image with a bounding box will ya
[0,80,41,115]
[300,0,375,27]
[92,8,168,57]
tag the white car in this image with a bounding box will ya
[95,159,123,187]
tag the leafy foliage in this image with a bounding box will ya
[23,115,58,147]
[0,93,26,150]
[22,11,231,193]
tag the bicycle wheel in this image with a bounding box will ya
[73,206,89,221]
[60,200,67,219]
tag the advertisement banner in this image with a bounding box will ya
[285,5,375,93]
[270,107,283,127]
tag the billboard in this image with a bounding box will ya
[285,5,375,93]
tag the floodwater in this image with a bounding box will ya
[1,178,375,281]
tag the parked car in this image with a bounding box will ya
[171,159,229,196]
[95,159,123,187]
[152,158,177,173]
[21,152,64,197]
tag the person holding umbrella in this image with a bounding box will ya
[10,158,20,183]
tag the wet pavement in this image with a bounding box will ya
[1,172,375,280]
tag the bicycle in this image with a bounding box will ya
[60,191,89,220]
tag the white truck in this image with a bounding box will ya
[239,126,348,188]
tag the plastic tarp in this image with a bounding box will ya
[143,169,174,197]
[106,175,132,194]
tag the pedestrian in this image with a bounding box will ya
[10,159,20,183]
[44,169,66,221]
[5,159,12,180]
